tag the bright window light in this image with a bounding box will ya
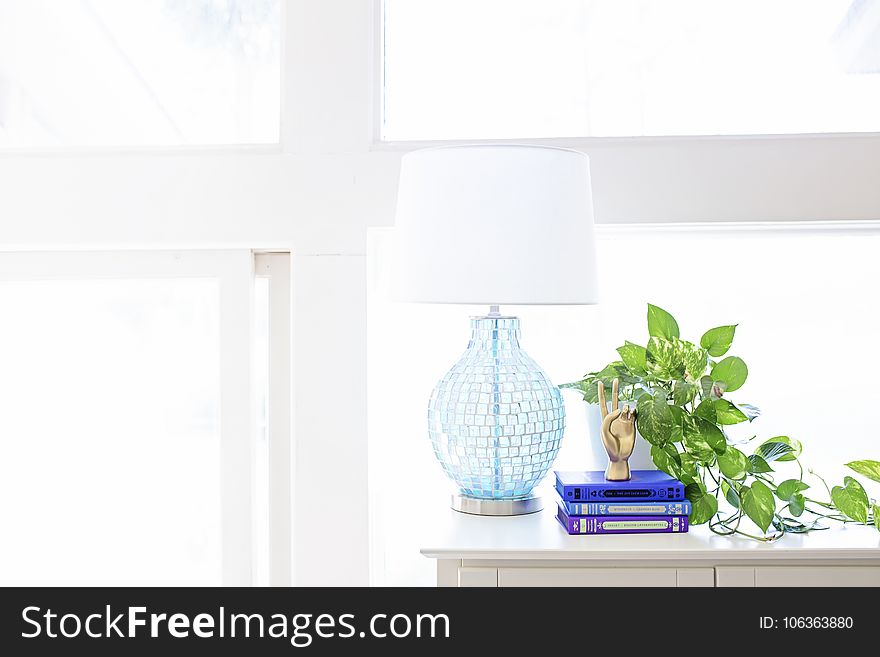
[0,0,280,148]
[383,0,880,140]
[0,278,222,585]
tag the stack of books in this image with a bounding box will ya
[554,470,690,535]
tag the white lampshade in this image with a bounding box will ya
[393,144,598,305]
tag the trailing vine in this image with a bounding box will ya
[562,303,880,540]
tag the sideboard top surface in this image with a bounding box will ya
[421,499,880,562]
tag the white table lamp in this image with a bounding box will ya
[393,144,598,515]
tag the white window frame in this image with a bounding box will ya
[370,1,880,225]
[254,252,293,586]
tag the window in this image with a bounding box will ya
[0,0,281,148]
[0,250,296,586]
[382,0,880,140]
[368,224,880,585]
[0,275,223,585]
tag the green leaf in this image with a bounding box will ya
[844,476,869,508]
[710,356,748,392]
[651,444,682,479]
[831,478,869,524]
[635,390,675,445]
[680,341,708,381]
[756,441,794,462]
[874,504,880,531]
[560,379,592,392]
[560,379,602,404]
[755,439,796,463]
[672,380,697,406]
[717,447,748,480]
[682,420,715,463]
[738,403,762,422]
[757,436,802,462]
[845,460,880,484]
[647,303,680,340]
[700,417,727,455]
[580,385,602,404]
[646,337,686,380]
[682,415,726,462]
[616,342,647,374]
[713,399,748,425]
[774,515,825,533]
[789,493,805,517]
[747,454,773,474]
[693,399,716,423]
[667,405,685,442]
[678,452,699,484]
[700,325,737,357]
[775,479,810,501]
[742,480,775,532]
[685,482,718,525]
[722,480,740,509]
[699,375,722,400]
[588,363,620,379]
[590,362,642,387]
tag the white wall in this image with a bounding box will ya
[1,0,880,585]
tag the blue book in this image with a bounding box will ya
[561,499,692,516]
[555,470,685,502]
[557,503,689,535]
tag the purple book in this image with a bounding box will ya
[557,502,689,535]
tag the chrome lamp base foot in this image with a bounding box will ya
[451,494,543,516]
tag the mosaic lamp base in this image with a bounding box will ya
[427,310,565,515]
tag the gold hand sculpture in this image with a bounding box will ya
[598,378,636,481]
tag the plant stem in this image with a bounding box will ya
[802,507,848,522]
[706,467,720,488]
[809,469,834,499]
[709,519,782,542]
[803,497,835,509]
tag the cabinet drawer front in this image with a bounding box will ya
[716,566,880,587]
[498,567,677,587]
[458,567,498,587]
[755,566,880,587]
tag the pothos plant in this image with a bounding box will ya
[561,303,880,540]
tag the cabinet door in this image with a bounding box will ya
[498,567,677,587]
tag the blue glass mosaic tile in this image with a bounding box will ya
[427,317,564,499]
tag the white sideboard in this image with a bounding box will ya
[420,502,880,587]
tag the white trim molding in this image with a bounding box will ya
[595,219,880,238]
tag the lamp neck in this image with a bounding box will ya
[468,315,521,350]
